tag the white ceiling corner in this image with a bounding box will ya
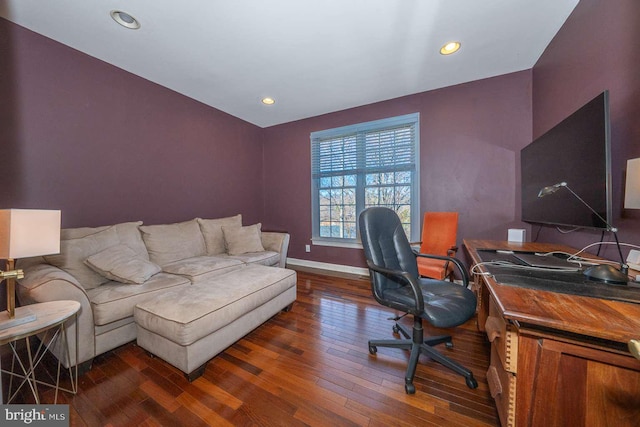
[0,0,579,127]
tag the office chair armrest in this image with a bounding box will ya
[412,250,470,286]
[409,242,422,252]
[365,259,424,312]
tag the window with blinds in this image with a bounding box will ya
[311,113,420,245]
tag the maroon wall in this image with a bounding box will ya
[0,19,264,229]
[531,0,640,260]
[263,71,533,267]
[4,0,637,274]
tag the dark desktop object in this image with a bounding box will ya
[476,250,640,304]
[512,252,579,270]
[521,91,612,230]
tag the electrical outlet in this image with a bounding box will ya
[305,244,311,253]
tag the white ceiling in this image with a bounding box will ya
[0,0,579,128]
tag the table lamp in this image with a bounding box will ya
[538,182,628,285]
[624,158,640,360]
[624,158,640,209]
[0,209,61,330]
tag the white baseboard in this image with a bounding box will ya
[286,257,369,277]
[286,258,470,287]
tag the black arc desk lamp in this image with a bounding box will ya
[538,182,629,285]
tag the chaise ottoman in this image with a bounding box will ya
[133,264,296,380]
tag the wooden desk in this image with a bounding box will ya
[464,239,640,427]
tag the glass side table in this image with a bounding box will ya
[0,300,80,404]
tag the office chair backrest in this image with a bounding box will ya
[359,207,419,299]
[420,212,458,256]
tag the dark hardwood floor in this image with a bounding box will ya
[3,270,498,426]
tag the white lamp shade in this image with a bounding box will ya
[0,209,61,259]
[625,158,640,209]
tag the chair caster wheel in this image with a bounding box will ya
[405,382,416,394]
[369,345,377,355]
[392,324,400,334]
[445,342,454,349]
[466,375,478,389]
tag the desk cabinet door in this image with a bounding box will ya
[517,334,640,427]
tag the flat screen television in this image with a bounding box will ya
[521,91,612,230]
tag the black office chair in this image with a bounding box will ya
[358,207,478,394]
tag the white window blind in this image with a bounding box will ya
[311,113,420,244]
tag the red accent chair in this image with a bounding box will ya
[415,212,459,281]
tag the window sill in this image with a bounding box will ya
[311,238,363,249]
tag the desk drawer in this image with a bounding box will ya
[471,273,483,304]
[487,343,516,427]
[485,296,518,373]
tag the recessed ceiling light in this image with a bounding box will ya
[440,41,461,55]
[262,97,276,105]
[111,10,141,30]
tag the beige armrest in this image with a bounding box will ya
[17,263,95,367]
[261,232,290,268]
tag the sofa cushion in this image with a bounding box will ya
[134,265,297,345]
[85,244,161,284]
[44,226,120,290]
[88,273,190,325]
[223,223,265,255]
[61,223,114,240]
[161,256,244,284]
[61,221,149,261]
[197,215,242,255]
[140,219,206,266]
[226,251,280,267]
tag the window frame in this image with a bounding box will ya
[310,113,420,248]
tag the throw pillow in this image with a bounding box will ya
[139,219,206,266]
[197,214,242,255]
[85,244,161,284]
[222,223,265,255]
[44,226,120,290]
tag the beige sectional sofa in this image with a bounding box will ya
[17,215,296,379]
